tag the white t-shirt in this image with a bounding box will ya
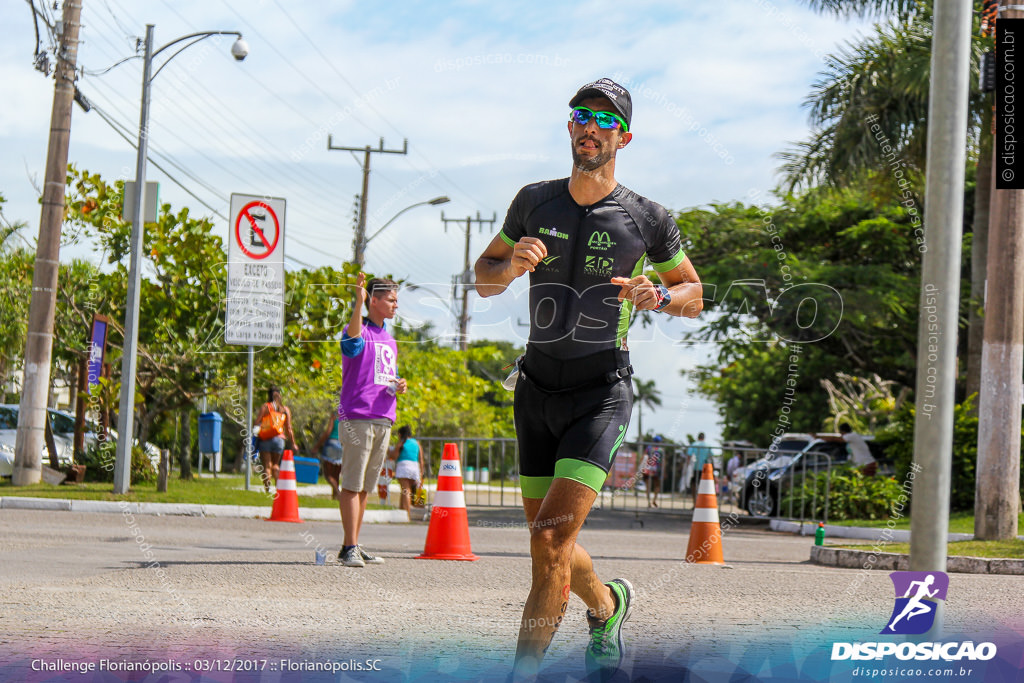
[843,432,875,466]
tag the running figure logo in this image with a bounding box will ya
[881,571,949,635]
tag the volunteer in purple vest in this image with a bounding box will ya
[337,273,407,568]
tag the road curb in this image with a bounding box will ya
[810,544,1024,574]
[770,519,975,542]
[0,496,410,523]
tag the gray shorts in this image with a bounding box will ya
[339,421,391,493]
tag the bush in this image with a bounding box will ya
[782,466,904,521]
[874,395,981,512]
[79,441,156,485]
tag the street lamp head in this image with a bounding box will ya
[231,37,249,61]
[429,196,451,206]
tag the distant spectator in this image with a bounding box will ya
[254,387,295,493]
[642,436,665,508]
[840,423,876,477]
[392,425,425,516]
[686,432,712,503]
[313,406,343,500]
[726,451,741,480]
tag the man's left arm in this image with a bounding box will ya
[611,256,703,318]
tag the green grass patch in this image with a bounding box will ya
[0,475,386,510]
[832,511,1024,535]
[837,538,1024,559]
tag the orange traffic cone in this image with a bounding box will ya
[267,450,303,523]
[685,462,724,564]
[416,443,478,561]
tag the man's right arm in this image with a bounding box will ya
[474,233,547,297]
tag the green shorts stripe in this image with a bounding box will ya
[555,458,610,493]
[520,475,554,499]
[519,461,610,498]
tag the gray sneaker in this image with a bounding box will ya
[359,546,385,565]
[585,578,634,676]
[339,546,365,567]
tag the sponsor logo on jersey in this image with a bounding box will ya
[584,255,614,277]
[539,226,569,240]
[541,255,561,266]
[587,231,616,251]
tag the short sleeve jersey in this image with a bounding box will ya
[500,179,685,359]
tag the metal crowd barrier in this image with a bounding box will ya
[404,437,832,524]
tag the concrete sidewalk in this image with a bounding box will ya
[0,495,409,522]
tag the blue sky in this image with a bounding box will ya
[1,0,871,445]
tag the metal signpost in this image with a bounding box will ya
[226,193,286,490]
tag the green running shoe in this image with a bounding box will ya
[585,578,634,675]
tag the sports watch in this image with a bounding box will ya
[653,285,671,312]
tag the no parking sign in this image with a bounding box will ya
[225,193,286,346]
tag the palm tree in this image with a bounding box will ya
[632,377,662,447]
[782,0,991,398]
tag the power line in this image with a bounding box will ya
[267,0,486,210]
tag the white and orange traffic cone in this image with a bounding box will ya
[685,462,724,564]
[416,443,478,561]
[267,450,303,523]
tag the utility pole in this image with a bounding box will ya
[441,211,496,350]
[976,0,1024,541]
[327,137,408,267]
[14,0,83,485]
[910,0,971,637]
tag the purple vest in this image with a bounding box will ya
[340,321,398,422]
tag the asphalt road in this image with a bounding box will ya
[0,507,1021,682]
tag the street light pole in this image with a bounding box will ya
[113,25,154,493]
[113,25,247,493]
[363,196,450,245]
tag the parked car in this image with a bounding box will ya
[0,404,159,477]
[739,432,851,517]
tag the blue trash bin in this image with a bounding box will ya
[198,412,222,454]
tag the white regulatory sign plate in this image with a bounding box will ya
[225,193,286,347]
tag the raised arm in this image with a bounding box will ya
[346,271,368,338]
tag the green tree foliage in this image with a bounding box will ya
[64,167,230,450]
[680,180,967,442]
[1,170,516,481]
[0,195,32,399]
[871,395,1015,513]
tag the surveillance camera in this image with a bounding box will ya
[231,37,249,61]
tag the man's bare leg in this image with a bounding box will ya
[339,489,366,547]
[513,479,615,677]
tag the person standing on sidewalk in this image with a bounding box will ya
[475,77,702,679]
[392,425,425,516]
[687,433,712,503]
[840,423,877,477]
[337,272,407,568]
[254,387,295,493]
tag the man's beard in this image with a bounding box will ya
[571,142,613,172]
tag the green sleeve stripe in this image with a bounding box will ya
[498,230,517,248]
[554,458,610,493]
[616,256,647,348]
[651,250,686,273]
[519,475,554,499]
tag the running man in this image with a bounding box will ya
[475,78,703,679]
[887,574,939,631]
